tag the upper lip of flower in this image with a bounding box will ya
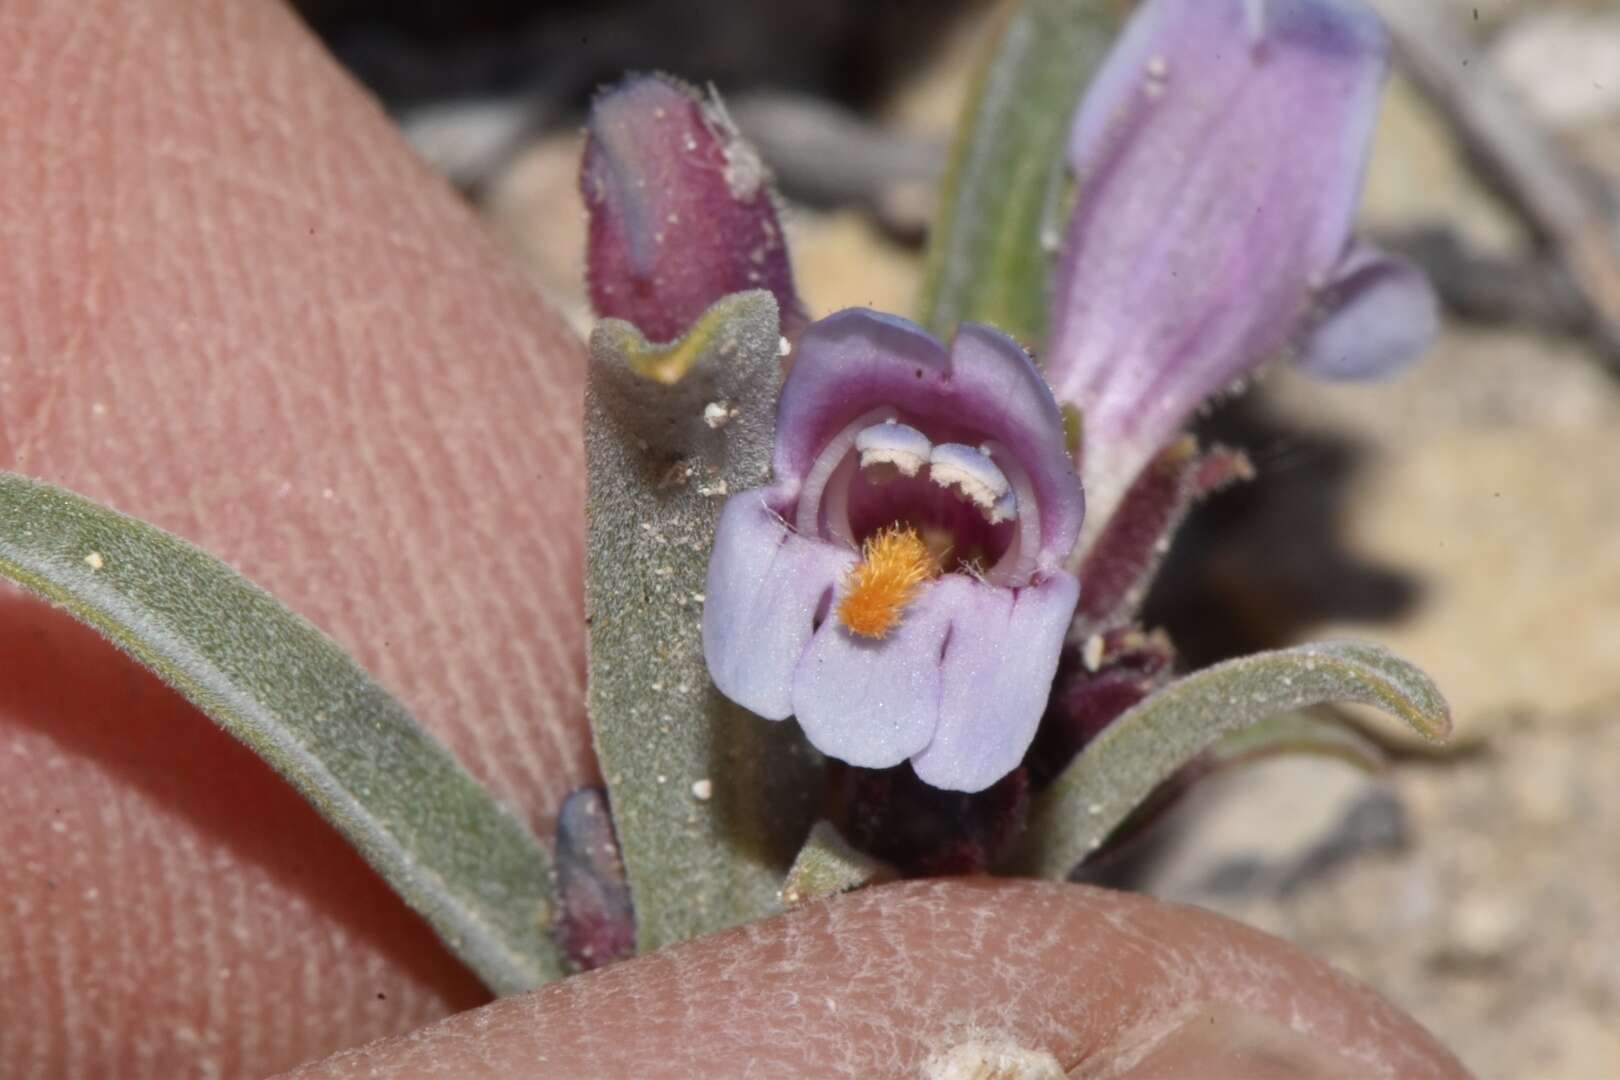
[701,309,1085,793]
[771,310,1084,582]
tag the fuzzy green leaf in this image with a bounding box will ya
[1010,641,1449,878]
[780,820,896,909]
[917,0,1121,343]
[585,291,821,952]
[0,472,562,994]
[1208,709,1385,773]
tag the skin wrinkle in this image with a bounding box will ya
[1,0,594,1073]
[14,0,596,809]
[280,881,1464,1079]
[0,600,489,1070]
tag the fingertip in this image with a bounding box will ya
[284,880,1466,1079]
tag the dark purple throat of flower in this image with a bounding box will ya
[702,309,1085,793]
[803,406,1052,640]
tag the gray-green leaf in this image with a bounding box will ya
[780,820,896,908]
[1009,641,1449,878]
[1208,709,1385,773]
[585,291,821,952]
[0,472,562,994]
[917,0,1121,344]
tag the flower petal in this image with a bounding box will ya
[1295,241,1440,380]
[776,311,1083,567]
[702,489,855,720]
[948,323,1085,564]
[581,75,805,343]
[790,581,955,770]
[910,573,1081,793]
[774,308,950,485]
[1047,0,1389,520]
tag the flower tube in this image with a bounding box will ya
[1046,0,1437,538]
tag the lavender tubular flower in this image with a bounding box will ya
[1047,0,1438,539]
[581,74,805,344]
[702,310,1085,793]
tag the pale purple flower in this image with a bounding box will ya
[702,311,1084,792]
[1047,0,1439,537]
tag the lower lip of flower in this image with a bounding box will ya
[794,409,1043,608]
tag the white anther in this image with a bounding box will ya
[928,443,1015,523]
[855,420,932,478]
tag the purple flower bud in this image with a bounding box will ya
[702,310,1085,792]
[552,789,635,971]
[1046,0,1438,533]
[581,74,806,344]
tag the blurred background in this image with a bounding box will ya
[291,1,1620,1075]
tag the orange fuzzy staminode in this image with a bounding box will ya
[837,525,940,639]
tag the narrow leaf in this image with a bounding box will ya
[918,0,1121,343]
[780,820,895,908]
[1009,641,1449,878]
[585,290,821,952]
[1208,709,1385,773]
[0,472,563,994]
[1085,711,1386,862]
